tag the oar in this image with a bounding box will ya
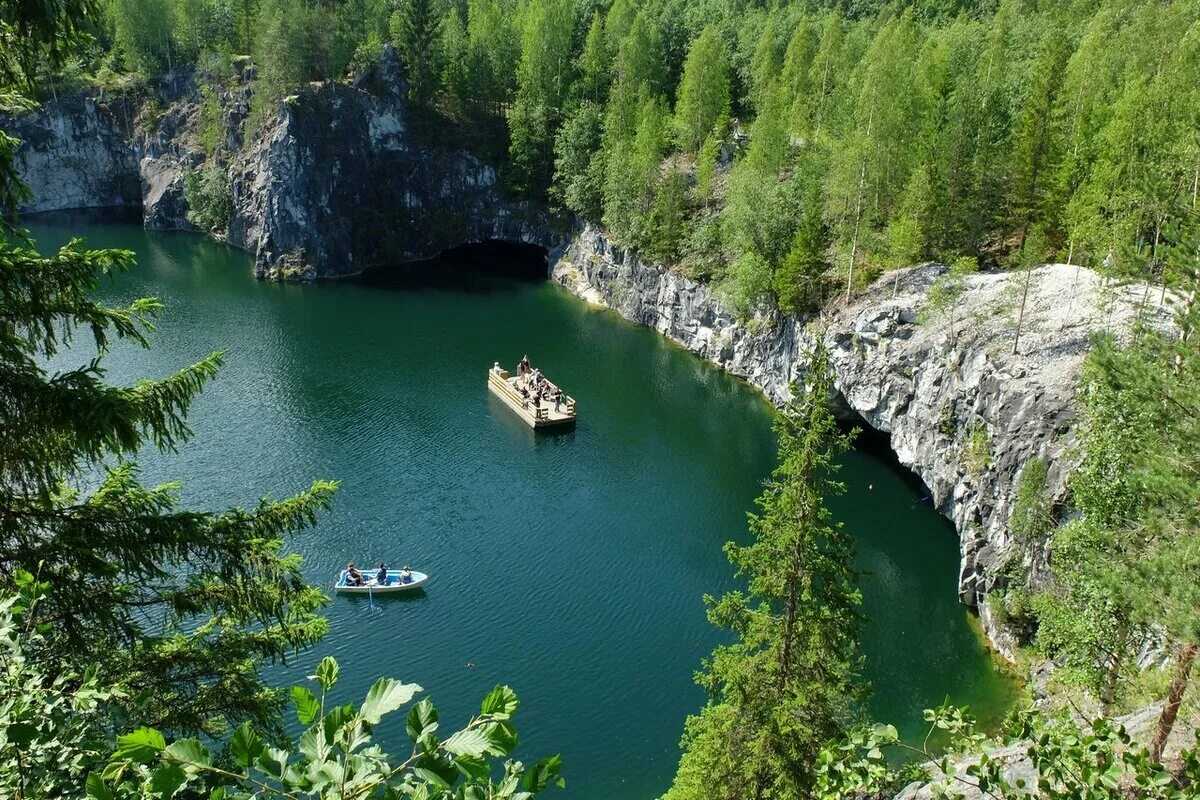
[367,580,374,610]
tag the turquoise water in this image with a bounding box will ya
[28,216,1017,799]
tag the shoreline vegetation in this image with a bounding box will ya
[3,0,1200,798]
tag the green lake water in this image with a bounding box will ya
[29,216,1018,799]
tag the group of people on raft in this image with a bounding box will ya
[344,562,412,587]
[510,354,566,412]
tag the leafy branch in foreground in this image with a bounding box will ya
[92,654,564,800]
[815,703,1200,800]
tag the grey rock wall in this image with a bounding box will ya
[7,48,555,279]
[5,94,140,213]
[550,224,1171,656]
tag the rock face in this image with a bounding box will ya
[8,49,555,279]
[4,94,140,213]
[550,224,1171,656]
[226,48,557,279]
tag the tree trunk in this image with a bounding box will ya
[844,98,874,304]
[777,511,808,691]
[1098,620,1129,715]
[1012,268,1032,356]
[1150,642,1196,764]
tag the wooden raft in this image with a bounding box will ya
[487,367,577,429]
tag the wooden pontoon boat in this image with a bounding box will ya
[487,364,577,429]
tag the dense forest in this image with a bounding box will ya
[4,0,1200,798]
[12,0,1200,318]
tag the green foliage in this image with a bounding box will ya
[922,256,978,333]
[18,0,1200,317]
[89,654,564,799]
[815,703,1200,799]
[602,94,669,249]
[642,166,687,263]
[0,138,336,739]
[110,0,177,75]
[672,26,730,152]
[196,85,223,157]
[1010,457,1053,545]
[507,0,576,196]
[391,0,443,105]
[666,343,864,800]
[961,421,991,478]
[692,132,720,208]
[0,573,115,799]
[1034,225,1200,726]
[774,181,829,315]
[577,12,607,106]
[184,161,233,231]
[551,103,604,219]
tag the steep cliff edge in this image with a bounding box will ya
[550,224,1170,656]
[225,51,557,279]
[6,49,556,279]
[6,93,141,213]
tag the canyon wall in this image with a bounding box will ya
[550,225,1170,656]
[5,48,557,279]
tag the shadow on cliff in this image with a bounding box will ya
[354,240,548,294]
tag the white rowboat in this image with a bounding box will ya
[335,569,428,594]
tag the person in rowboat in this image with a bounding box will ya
[400,565,413,584]
[375,562,388,586]
[346,562,365,586]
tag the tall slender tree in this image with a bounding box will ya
[672,25,730,152]
[666,342,864,800]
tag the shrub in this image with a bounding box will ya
[184,163,233,232]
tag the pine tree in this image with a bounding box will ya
[774,181,829,314]
[1,26,336,737]
[577,12,607,105]
[747,19,780,117]
[390,0,443,105]
[666,342,864,800]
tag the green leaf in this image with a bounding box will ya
[313,656,340,692]
[230,722,264,768]
[443,728,496,758]
[454,754,491,782]
[480,685,519,719]
[292,685,321,726]
[7,722,37,747]
[115,727,166,763]
[150,763,187,798]
[164,738,211,769]
[407,698,439,742]
[484,721,519,756]
[256,747,289,780]
[85,773,114,800]
[522,754,564,793]
[360,677,422,724]
[412,765,453,789]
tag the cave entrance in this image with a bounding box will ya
[357,240,549,290]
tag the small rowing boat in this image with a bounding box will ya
[334,569,428,593]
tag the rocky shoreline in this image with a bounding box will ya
[550,226,1169,657]
[5,57,1171,656]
